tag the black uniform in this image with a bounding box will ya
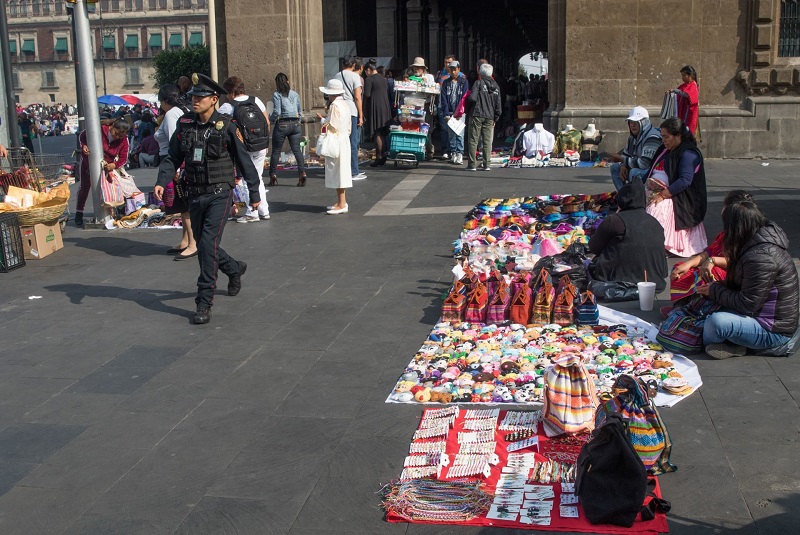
[156,109,260,312]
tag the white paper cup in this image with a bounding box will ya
[638,282,657,311]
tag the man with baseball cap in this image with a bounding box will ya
[609,106,662,191]
[155,73,262,324]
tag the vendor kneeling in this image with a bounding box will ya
[696,200,800,359]
[588,178,668,291]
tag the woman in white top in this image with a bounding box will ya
[318,79,352,214]
[154,84,197,259]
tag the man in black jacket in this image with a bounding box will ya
[465,63,502,171]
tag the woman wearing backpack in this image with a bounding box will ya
[697,201,800,358]
[268,73,307,186]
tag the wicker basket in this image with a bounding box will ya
[13,202,68,226]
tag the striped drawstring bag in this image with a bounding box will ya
[542,353,598,437]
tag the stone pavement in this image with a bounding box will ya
[1,145,799,534]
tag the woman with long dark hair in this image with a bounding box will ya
[363,60,392,167]
[645,117,707,257]
[153,83,196,258]
[268,72,306,186]
[697,201,799,358]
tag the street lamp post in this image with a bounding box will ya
[98,2,107,94]
[0,0,22,147]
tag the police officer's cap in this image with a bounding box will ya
[186,73,228,97]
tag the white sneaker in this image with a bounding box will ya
[352,173,367,180]
[327,203,348,211]
[442,152,449,160]
[456,153,463,164]
[236,215,260,223]
[259,214,271,220]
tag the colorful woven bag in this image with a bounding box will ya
[509,284,532,325]
[464,282,489,324]
[531,280,555,324]
[543,353,598,437]
[100,170,125,207]
[442,288,466,322]
[656,295,721,354]
[669,263,700,302]
[595,374,677,475]
[486,279,511,324]
[553,275,578,326]
[575,290,599,326]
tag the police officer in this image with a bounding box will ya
[155,73,261,325]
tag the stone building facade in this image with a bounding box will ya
[312,0,799,158]
[6,0,209,106]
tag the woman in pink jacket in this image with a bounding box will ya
[75,119,130,225]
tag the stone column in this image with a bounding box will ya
[376,0,396,57]
[420,0,431,61]
[406,0,423,64]
[219,0,325,116]
[428,8,440,68]
[466,33,475,69]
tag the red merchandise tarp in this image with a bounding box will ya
[386,408,669,534]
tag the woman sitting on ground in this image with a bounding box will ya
[588,177,668,292]
[697,201,800,359]
[645,117,707,258]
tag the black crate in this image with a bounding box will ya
[0,213,26,272]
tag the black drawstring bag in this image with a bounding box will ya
[575,413,647,527]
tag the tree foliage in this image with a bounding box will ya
[151,46,211,88]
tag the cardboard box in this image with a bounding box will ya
[21,222,63,260]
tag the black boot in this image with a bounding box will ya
[193,306,212,324]
[228,262,247,296]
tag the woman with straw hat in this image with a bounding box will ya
[319,79,352,214]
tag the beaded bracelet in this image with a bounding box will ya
[380,479,492,522]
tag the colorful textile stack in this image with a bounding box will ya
[455,194,615,277]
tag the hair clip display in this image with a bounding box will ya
[413,421,451,440]
[463,418,498,431]
[464,409,500,419]
[499,410,542,431]
[458,430,494,444]
[421,406,460,426]
[404,453,448,467]
[409,441,447,454]
[458,441,497,454]
[400,466,440,480]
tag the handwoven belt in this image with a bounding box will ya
[187,184,231,196]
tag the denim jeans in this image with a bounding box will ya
[611,163,649,191]
[467,116,494,168]
[438,113,450,153]
[268,120,306,175]
[448,129,464,155]
[349,115,360,176]
[703,311,791,351]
